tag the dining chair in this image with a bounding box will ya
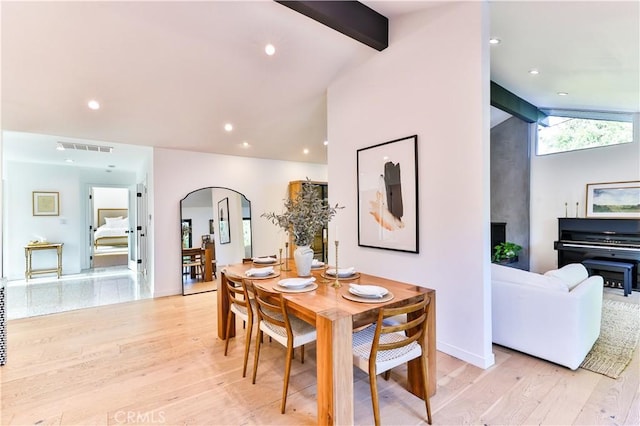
[352,296,432,426]
[251,284,317,414]
[223,274,255,378]
[182,249,204,281]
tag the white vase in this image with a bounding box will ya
[294,245,314,277]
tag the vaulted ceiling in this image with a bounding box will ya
[2,1,638,171]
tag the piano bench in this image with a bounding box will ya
[582,259,633,297]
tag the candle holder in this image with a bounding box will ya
[279,248,283,268]
[331,240,341,288]
[281,242,291,271]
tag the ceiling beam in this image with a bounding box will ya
[490,81,543,123]
[275,1,388,51]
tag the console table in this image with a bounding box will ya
[24,243,63,281]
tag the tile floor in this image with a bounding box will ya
[4,266,151,320]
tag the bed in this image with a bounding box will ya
[94,208,129,248]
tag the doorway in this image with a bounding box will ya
[90,186,131,269]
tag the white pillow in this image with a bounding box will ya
[104,216,123,225]
[113,218,128,228]
[544,263,588,291]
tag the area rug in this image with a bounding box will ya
[580,299,640,379]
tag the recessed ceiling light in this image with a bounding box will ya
[528,69,539,75]
[87,100,100,110]
[224,123,233,132]
[65,158,74,163]
[242,142,250,148]
[489,38,501,45]
[557,92,569,96]
[265,44,276,56]
[303,148,309,155]
[323,140,329,146]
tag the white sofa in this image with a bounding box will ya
[491,263,603,370]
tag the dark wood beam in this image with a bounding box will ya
[276,1,388,51]
[490,81,544,123]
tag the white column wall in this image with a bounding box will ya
[327,2,494,368]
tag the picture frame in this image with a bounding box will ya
[585,181,640,218]
[33,191,60,216]
[218,197,231,244]
[357,135,419,253]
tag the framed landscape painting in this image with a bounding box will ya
[357,135,419,253]
[585,181,640,218]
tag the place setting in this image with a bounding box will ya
[243,265,280,280]
[251,256,281,266]
[274,276,318,293]
[342,283,394,303]
[321,266,360,281]
[311,258,326,270]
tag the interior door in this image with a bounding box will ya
[133,182,148,274]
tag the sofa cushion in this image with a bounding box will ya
[544,263,588,291]
[491,263,568,292]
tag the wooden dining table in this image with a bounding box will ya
[218,262,436,426]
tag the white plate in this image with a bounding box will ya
[278,277,316,289]
[245,267,274,277]
[326,268,356,277]
[253,257,277,264]
[348,284,388,298]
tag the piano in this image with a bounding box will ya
[554,218,640,291]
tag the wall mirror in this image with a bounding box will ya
[180,187,252,295]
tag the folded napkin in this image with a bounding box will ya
[312,259,325,266]
[349,284,387,297]
[327,267,356,277]
[253,256,277,263]
[279,277,316,288]
[245,266,274,276]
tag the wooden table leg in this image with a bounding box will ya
[316,308,353,425]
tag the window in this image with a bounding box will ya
[537,111,633,155]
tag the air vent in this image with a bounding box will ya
[59,142,113,153]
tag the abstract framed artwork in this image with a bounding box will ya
[218,197,231,244]
[585,181,640,218]
[357,135,419,253]
[32,191,60,216]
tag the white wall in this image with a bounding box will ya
[530,114,640,273]
[327,2,494,368]
[152,148,327,297]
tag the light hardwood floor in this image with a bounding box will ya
[1,287,638,425]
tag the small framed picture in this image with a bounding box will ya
[218,197,230,244]
[33,191,60,216]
